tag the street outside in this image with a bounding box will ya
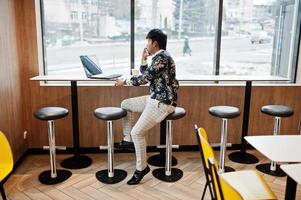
[46,35,273,80]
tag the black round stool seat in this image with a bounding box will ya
[261,105,294,117]
[34,107,69,121]
[166,107,186,120]
[94,107,127,121]
[209,106,240,119]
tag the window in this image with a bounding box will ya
[220,0,298,79]
[40,0,300,81]
[134,0,217,79]
[41,0,130,76]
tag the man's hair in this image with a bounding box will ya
[146,29,167,50]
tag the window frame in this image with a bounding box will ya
[36,0,301,83]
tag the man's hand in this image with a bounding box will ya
[141,48,149,61]
[115,78,125,86]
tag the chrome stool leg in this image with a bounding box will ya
[219,119,235,173]
[39,120,72,185]
[256,117,286,176]
[96,121,127,184]
[218,118,235,173]
[153,120,183,182]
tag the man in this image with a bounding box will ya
[183,35,191,56]
[115,29,179,185]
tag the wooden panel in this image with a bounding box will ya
[0,0,27,161]
[249,86,301,135]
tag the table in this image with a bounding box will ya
[280,164,301,200]
[245,135,301,162]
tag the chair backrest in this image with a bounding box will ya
[208,158,243,200]
[195,126,217,169]
[0,131,14,179]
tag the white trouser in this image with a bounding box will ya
[121,95,175,170]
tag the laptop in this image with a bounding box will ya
[80,55,122,79]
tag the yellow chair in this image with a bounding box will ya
[196,127,277,200]
[0,131,14,200]
[194,125,214,200]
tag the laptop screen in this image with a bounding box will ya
[80,55,103,76]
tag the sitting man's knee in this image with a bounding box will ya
[121,99,129,109]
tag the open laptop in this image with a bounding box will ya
[80,55,122,79]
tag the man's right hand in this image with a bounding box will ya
[141,48,149,61]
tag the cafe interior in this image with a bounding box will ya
[1,0,301,199]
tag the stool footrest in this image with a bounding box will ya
[211,143,232,148]
[156,145,179,149]
[43,146,66,150]
[99,146,108,150]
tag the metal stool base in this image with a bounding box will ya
[39,170,72,185]
[152,168,183,182]
[147,154,177,167]
[228,151,259,164]
[223,166,235,173]
[61,155,92,169]
[96,169,127,184]
[256,163,286,177]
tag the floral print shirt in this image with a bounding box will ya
[128,50,179,105]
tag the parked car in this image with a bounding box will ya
[108,32,130,41]
[250,30,271,44]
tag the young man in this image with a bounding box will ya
[115,29,179,185]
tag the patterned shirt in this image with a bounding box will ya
[127,50,179,105]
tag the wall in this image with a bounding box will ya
[0,0,28,161]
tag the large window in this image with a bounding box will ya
[40,0,301,81]
[220,0,299,78]
[41,0,130,76]
[134,0,217,79]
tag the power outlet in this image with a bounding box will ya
[23,131,28,139]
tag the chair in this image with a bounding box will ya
[194,126,214,200]
[209,106,240,172]
[256,105,294,177]
[0,131,14,200]
[208,158,277,200]
[94,107,128,184]
[196,127,277,200]
[152,107,186,182]
[34,107,72,185]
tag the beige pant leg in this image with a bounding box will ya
[121,95,150,142]
[130,98,175,170]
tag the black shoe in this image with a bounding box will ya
[127,166,150,185]
[114,140,134,151]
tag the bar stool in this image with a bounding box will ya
[209,106,240,173]
[256,105,294,177]
[152,107,186,182]
[34,107,72,185]
[94,107,127,184]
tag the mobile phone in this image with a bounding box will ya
[145,47,150,55]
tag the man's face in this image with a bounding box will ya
[147,39,157,55]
